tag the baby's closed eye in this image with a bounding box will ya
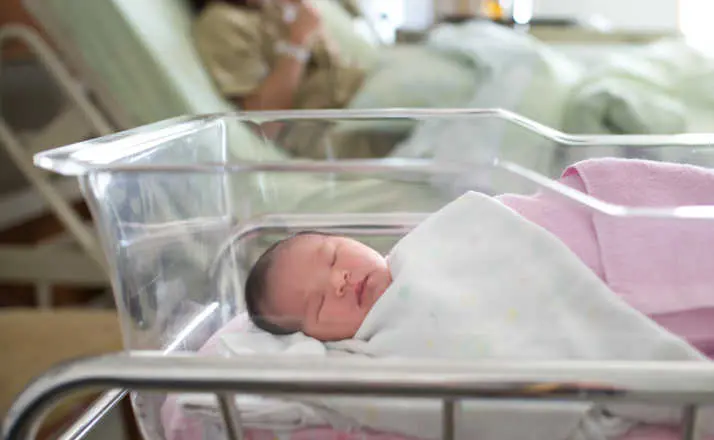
[329,243,341,267]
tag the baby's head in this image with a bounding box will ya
[245,232,391,341]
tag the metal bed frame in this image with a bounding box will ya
[0,24,111,304]
[4,353,714,440]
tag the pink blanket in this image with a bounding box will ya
[498,157,714,357]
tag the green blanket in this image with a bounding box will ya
[563,39,714,135]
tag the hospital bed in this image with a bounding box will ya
[0,0,379,300]
[0,0,700,296]
[0,25,109,304]
[4,109,714,440]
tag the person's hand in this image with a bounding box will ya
[287,1,322,47]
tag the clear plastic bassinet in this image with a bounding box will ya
[17,108,714,440]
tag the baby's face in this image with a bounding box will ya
[263,234,391,341]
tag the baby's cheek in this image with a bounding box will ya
[322,305,363,336]
[324,304,354,325]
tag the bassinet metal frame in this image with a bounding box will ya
[4,353,714,440]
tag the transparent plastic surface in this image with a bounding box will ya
[34,109,714,440]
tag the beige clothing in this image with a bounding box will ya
[193,2,394,159]
[194,2,364,109]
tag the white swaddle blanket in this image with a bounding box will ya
[177,191,710,440]
[349,191,705,362]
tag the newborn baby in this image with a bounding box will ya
[245,232,391,341]
[245,158,714,353]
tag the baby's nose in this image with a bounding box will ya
[333,271,349,297]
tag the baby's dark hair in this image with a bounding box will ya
[244,231,329,335]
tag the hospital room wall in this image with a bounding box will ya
[533,0,679,30]
[366,0,680,31]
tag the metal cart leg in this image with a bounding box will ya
[216,393,244,440]
[682,404,701,440]
[56,390,127,440]
[442,399,456,440]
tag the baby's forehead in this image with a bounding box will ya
[272,233,327,265]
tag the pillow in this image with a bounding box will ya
[349,45,481,110]
[346,45,481,134]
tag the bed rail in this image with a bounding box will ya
[4,353,713,440]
